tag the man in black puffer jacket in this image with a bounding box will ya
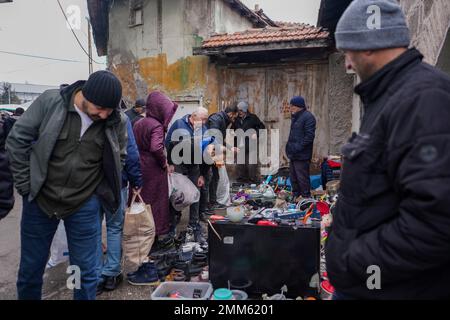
[0,116,14,220]
[286,96,316,199]
[327,0,450,300]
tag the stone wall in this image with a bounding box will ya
[399,0,450,65]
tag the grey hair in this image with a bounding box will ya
[192,107,209,118]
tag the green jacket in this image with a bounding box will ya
[6,81,128,215]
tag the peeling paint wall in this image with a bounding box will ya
[218,61,331,168]
[107,0,253,111]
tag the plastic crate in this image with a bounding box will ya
[151,282,213,300]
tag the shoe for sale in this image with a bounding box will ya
[192,253,208,267]
[173,260,191,281]
[155,258,173,281]
[174,231,187,246]
[211,203,227,210]
[150,236,175,255]
[127,262,160,286]
[185,227,196,243]
[193,227,208,246]
[103,273,123,291]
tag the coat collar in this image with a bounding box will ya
[355,48,423,105]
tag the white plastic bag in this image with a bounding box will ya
[168,173,200,211]
[216,166,231,206]
[46,220,69,268]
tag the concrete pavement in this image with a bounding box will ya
[0,191,197,300]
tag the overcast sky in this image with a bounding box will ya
[0,0,321,86]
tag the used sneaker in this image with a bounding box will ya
[193,228,207,246]
[150,236,175,255]
[185,227,196,243]
[128,262,160,286]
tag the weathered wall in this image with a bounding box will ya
[399,0,450,65]
[327,52,355,154]
[217,61,330,168]
[436,28,450,75]
[214,0,254,34]
[107,0,252,110]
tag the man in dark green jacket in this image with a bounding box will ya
[6,70,127,300]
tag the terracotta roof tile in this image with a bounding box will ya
[202,25,330,49]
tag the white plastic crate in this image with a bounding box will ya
[151,282,213,300]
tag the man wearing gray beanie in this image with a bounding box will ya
[327,0,450,300]
[6,70,128,300]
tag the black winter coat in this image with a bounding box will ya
[232,112,266,151]
[0,122,14,220]
[326,48,450,299]
[286,109,316,161]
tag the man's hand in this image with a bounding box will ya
[251,133,257,140]
[197,176,205,188]
[133,187,142,194]
[168,165,175,174]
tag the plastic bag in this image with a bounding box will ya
[216,166,231,206]
[168,173,200,211]
[46,220,69,268]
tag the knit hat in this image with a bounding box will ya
[290,96,306,108]
[237,101,249,112]
[135,98,146,108]
[82,70,122,109]
[335,0,410,51]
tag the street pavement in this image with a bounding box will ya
[0,191,197,300]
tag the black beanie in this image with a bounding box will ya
[82,70,122,109]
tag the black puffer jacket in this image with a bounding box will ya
[0,121,14,220]
[326,48,450,299]
[207,111,231,143]
[286,109,316,161]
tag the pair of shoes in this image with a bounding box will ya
[150,236,175,255]
[166,269,186,282]
[185,227,196,243]
[155,258,173,281]
[192,253,208,268]
[174,231,187,246]
[189,253,207,277]
[128,262,160,286]
[211,203,227,210]
[173,260,191,281]
[103,273,123,291]
[193,227,208,246]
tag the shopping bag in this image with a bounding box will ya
[122,193,155,268]
[168,173,200,211]
[46,220,69,268]
[216,166,231,206]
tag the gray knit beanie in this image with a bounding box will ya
[335,0,410,51]
[237,101,249,113]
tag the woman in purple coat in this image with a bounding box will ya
[133,91,177,250]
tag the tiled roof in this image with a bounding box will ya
[202,25,330,49]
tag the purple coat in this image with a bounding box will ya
[133,91,177,236]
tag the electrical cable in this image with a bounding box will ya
[56,0,104,65]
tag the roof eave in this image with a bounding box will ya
[195,38,332,56]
